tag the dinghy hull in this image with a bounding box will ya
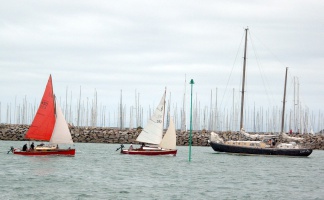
[13,149,75,156]
[121,149,177,156]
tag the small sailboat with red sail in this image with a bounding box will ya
[11,75,75,156]
[120,89,177,156]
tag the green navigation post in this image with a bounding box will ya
[189,79,194,162]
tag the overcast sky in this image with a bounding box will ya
[0,0,323,130]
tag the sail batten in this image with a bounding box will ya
[25,75,55,141]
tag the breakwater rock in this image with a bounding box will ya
[1,124,324,149]
[0,124,209,146]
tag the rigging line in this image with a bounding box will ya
[249,31,277,107]
[249,32,314,129]
[249,30,287,71]
[219,30,245,109]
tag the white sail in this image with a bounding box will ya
[159,117,176,150]
[50,102,74,144]
[136,91,166,144]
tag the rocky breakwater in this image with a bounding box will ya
[0,124,210,146]
[71,127,210,146]
[1,124,323,149]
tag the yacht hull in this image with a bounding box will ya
[209,141,312,157]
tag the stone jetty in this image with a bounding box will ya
[1,124,324,149]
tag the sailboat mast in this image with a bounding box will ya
[163,88,167,130]
[240,28,248,130]
[51,75,56,117]
[281,67,288,133]
[120,90,123,129]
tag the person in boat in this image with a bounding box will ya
[272,139,276,147]
[56,144,59,149]
[268,138,276,148]
[22,144,28,151]
[141,143,145,149]
[30,142,35,150]
[129,143,133,151]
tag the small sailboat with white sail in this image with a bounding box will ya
[11,75,75,156]
[120,89,177,156]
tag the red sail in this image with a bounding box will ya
[25,75,56,141]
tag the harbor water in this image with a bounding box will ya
[1,140,323,200]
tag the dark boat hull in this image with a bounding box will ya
[13,149,75,156]
[209,141,312,157]
[121,149,177,156]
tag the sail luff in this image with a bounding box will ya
[25,75,55,141]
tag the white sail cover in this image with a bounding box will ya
[240,128,275,140]
[210,132,224,143]
[50,102,74,144]
[281,132,304,142]
[159,117,176,150]
[136,91,166,144]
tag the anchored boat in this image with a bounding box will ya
[209,131,312,156]
[209,28,312,157]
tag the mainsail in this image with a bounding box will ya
[50,102,74,144]
[159,117,176,150]
[25,75,55,141]
[136,90,166,145]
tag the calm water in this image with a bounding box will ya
[0,141,323,200]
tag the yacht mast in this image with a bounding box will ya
[281,67,288,133]
[240,28,248,130]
